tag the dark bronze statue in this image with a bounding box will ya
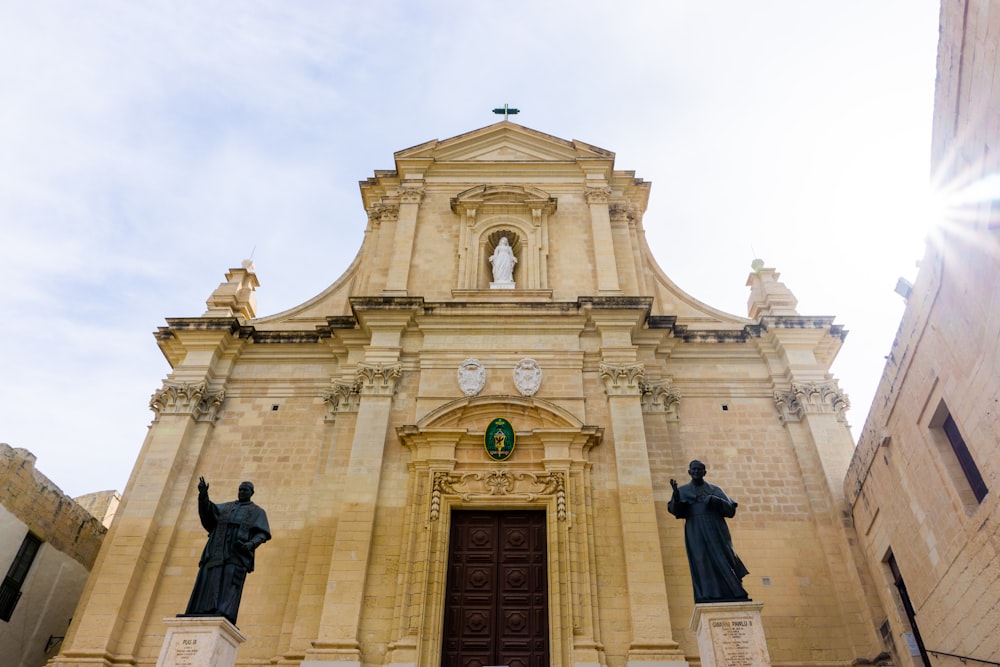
[183,478,271,625]
[668,460,750,603]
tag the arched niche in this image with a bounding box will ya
[484,228,523,286]
[451,185,557,291]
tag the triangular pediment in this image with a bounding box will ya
[394,122,615,165]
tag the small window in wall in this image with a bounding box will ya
[0,532,42,622]
[886,551,931,667]
[941,414,988,503]
[929,401,989,506]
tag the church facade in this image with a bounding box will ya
[51,123,885,667]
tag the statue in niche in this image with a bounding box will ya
[668,460,750,603]
[183,478,271,626]
[489,235,517,286]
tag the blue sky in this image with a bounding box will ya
[0,1,940,497]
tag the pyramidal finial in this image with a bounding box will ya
[746,260,799,319]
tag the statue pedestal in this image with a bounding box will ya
[156,616,246,667]
[489,281,515,290]
[690,601,770,667]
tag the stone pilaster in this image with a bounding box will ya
[384,183,425,294]
[599,361,687,666]
[610,204,640,294]
[52,322,243,667]
[585,186,622,295]
[757,312,875,658]
[365,203,399,293]
[305,302,413,667]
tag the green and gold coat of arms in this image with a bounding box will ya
[484,418,516,461]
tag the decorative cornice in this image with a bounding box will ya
[430,470,566,521]
[322,380,361,421]
[149,381,225,423]
[584,186,612,205]
[599,362,645,396]
[639,380,681,420]
[450,184,557,215]
[356,362,403,396]
[773,381,850,425]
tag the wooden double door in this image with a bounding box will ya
[441,511,549,667]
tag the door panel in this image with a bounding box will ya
[442,511,548,667]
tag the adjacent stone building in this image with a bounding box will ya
[49,120,886,667]
[845,0,1000,665]
[0,444,110,667]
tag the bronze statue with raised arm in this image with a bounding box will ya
[183,478,271,625]
[668,460,750,603]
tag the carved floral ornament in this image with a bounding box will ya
[584,186,612,205]
[399,185,425,204]
[323,380,361,421]
[773,381,850,424]
[366,204,399,226]
[149,381,225,423]
[356,362,403,396]
[609,204,634,224]
[639,380,681,420]
[429,470,566,521]
[323,362,402,421]
[599,362,645,396]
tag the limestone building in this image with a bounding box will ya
[845,0,1000,664]
[52,122,884,667]
[0,443,110,667]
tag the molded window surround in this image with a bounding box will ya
[928,401,989,507]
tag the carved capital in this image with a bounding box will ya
[357,362,402,396]
[367,204,399,225]
[599,362,645,396]
[639,380,681,420]
[323,380,361,421]
[609,204,633,224]
[584,186,612,205]
[399,187,425,205]
[150,381,225,423]
[774,381,849,425]
[430,470,566,521]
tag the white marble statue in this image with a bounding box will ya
[489,236,518,286]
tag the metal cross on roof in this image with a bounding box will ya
[492,104,520,120]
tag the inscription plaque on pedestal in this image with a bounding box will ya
[157,617,247,667]
[691,601,771,667]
